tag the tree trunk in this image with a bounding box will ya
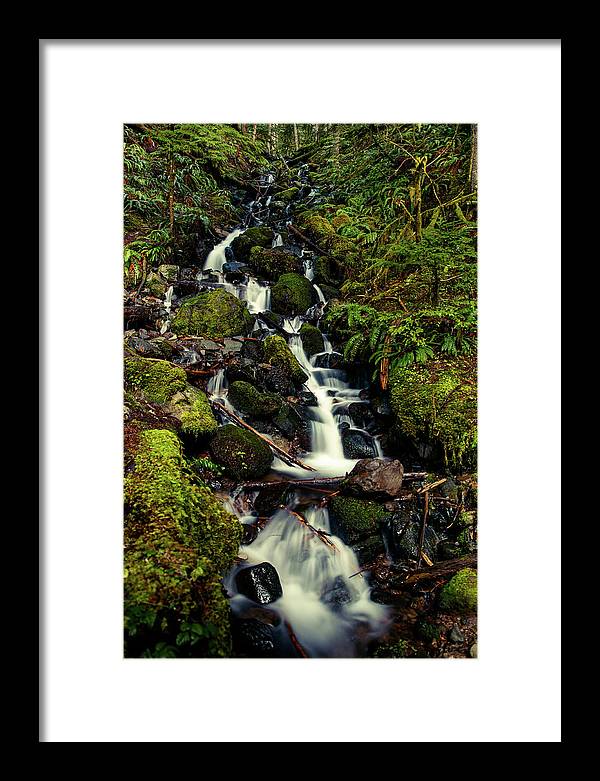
[293,123,299,151]
[469,124,478,190]
[167,124,175,239]
[252,124,257,141]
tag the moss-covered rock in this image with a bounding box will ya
[171,288,254,338]
[299,323,324,357]
[389,361,477,470]
[124,357,187,405]
[318,284,341,302]
[145,271,168,298]
[271,273,317,316]
[248,247,302,281]
[439,568,477,613]
[174,387,218,440]
[210,424,273,480]
[230,226,274,262]
[297,211,356,263]
[315,256,344,287]
[124,429,242,657]
[228,381,281,418]
[263,334,308,385]
[276,186,299,203]
[328,496,389,545]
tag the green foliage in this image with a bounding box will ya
[124,429,242,657]
[415,620,441,642]
[389,361,477,469]
[373,639,416,658]
[439,568,477,613]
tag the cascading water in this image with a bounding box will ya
[200,170,389,656]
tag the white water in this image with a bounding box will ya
[198,189,389,656]
[203,228,243,272]
[227,500,389,657]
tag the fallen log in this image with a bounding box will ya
[211,401,316,472]
[400,554,477,586]
[287,223,331,258]
[284,621,309,658]
[238,472,428,491]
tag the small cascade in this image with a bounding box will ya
[226,496,389,657]
[159,285,175,334]
[203,229,243,272]
[272,232,283,248]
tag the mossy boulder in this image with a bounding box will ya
[315,256,344,287]
[230,226,274,262]
[228,381,281,418]
[248,247,302,281]
[172,387,218,440]
[124,357,187,405]
[263,334,308,386]
[299,323,324,357]
[389,361,477,470]
[271,273,317,316]
[171,288,254,338]
[145,271,168,298]
[276,186,299,203]
[124,357,218,441]
[297,211,356,262]
[124,429,242,657]
[439,568,477,613]
[318,284,341,302]
[328,496,389,546]
[210,424,273,480]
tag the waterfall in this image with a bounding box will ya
[272,232,283,248]
[203,228,243,272]
[226,498,389,657]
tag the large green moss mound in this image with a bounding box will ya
[124,357,187,405]
[439,568,477,613]
[296,210,356,264]
[271,273,317,316]
[171,288,254,338]
[230,226,274,262]
[389,361,477,470]
[263,334,308,385]
[210,424,273,480]
[124,429,242,658]
[228,381,281,418]
[176,387,218,440]
[299,323,324,357]
[248,247,302,281]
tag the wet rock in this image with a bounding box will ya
[232,617,276,657]
[225,358,257,385]
[257,310,285,333]
[321,576,352,610]
[173,280,200,297]
[298,389,319,407]
[353,536,386,566]
[127,336,164,358]
[241,339,265,363]
[304,302,326,324]
[313,351,345,369]
[328,496,389,547]
[263,365,296,396]
[342,458,404,499]
[254,484,291,516]
[341,429,378,459]
[449,625,466,644]
[347,402,374,430]
[180,267,199,280]
[158,264,178,281]
[470,643,478,658]
[235,562,283,605]
[230,226,274,262]
[223,337,244,354]
[241,522,260,545]
[263,335,308,386]
[272,402,304,439]
[384,505,439,563]
[223,260,251,283]
[373,396,393,417]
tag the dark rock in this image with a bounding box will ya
[373,396,393,417]
[341,429,379,459]
[347,402,374,430]
[232,618,276,657]
[258,310,285,333]
[263,365,296,396]
[313,351,345,370]
[384,507,439,563]
[127,336,163,358]
[223,260,251,283]
[254,484,291,516]
[241,339,265,363]
[235,562,283,605]
[298,389,319,407]
[449,625,466,644]
[273,402,305,439]
[173,280,200,297]
[342,458,404,499]
[242,522,260,545]
[321,576,353,610]
[353,536,386,566]
[225,357,257,385]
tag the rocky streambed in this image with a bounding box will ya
[124,163,477,659]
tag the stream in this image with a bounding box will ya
[197,171,391,657]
